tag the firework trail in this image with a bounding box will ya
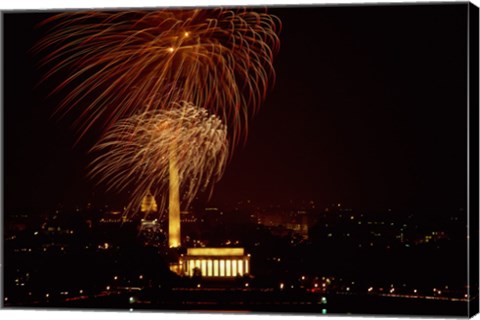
[89,101,229,245]
[36,9,280,146]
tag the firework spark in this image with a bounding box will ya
[89,101,229,222]
[36,9,281,146]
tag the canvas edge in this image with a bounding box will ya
[467,1,480,318]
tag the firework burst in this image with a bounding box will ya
[36,9,281,146]
[89,101,229,219]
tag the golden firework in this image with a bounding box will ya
[36,9,281,146]
[89,101,229,226]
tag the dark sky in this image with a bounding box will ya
[3,4,468,214]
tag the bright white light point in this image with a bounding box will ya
[168,47,174,52]
[184,32,190,37]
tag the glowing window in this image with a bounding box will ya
[214,260,219,276]
[219,260,225,277]
[232,259,237,276]
[238,260,243,275]
[207,260,213,277]
[201,260,207,277]
[189,260,195,276]
[226,259,231,277]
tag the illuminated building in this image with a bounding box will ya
[167,206,252,276]
[140,192,158,213]
[166,193,251,277]
[177,247,251,278]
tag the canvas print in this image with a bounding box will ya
[2,2,479,317]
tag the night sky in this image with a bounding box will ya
[3,3,468,214]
